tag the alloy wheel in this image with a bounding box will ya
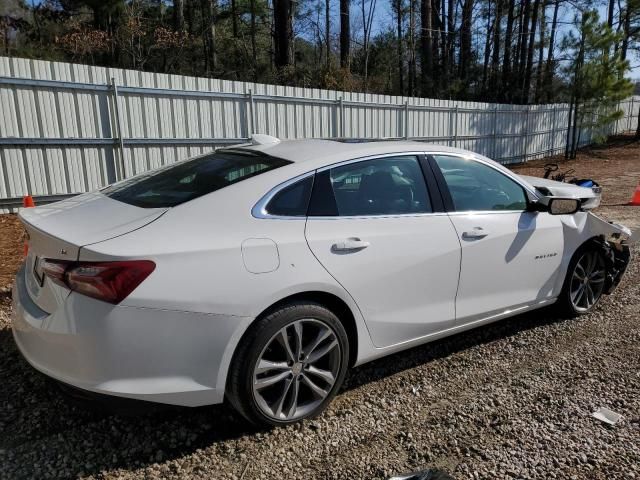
[252,319,341,422]
[570,250,606,312]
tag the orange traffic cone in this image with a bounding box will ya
[23,194,35,208]
[629,183,640,206]
[22,195,35,256]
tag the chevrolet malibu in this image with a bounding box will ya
[12,136,633,426]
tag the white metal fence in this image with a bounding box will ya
[1,56,638,211]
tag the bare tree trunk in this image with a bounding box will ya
[202,0,217,73]
[439,0,449,89]
[289,0,295,68]
[543,0,559,101]
[447,0,454,85]
[250,0,257,80]
[534,0,546,102]
[481,1,493,94]
[432,0,442,86]
[185,0,195,35]
[274,0,292,69]
[174,0,185,30]
[569,15,585,159]
[326,0,331,67]
[607,0,615,28]
[340,0,350,69]
[408,0,416,95]
[395,0,404,93]
[621,5,631,61]
[501,0,516,101]
[231,0,239,37]
[491,0,503,96]
[517,0,531,101]
[458,0,473,88]
[523,0,540,103]
[420,0,433,95]
[361,0,377,91]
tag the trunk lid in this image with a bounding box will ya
[19,192,167,313]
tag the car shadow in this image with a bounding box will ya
[0,305,569,479]
[341,305,567,392]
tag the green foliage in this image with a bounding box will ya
[563,10,633,145]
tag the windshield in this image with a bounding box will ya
[102,150,290,208]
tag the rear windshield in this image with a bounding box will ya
[102,150,290,208]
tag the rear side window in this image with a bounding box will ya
[309,156,432,216]
[103,150,290,208]
[265,176,314,216]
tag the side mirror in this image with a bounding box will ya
[547,197,581,215]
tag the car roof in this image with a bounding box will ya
[228,138,476,166]
[217,137,535,198]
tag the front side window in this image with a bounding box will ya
[309,156,432,216]
[433,155,528,212]
[103,150,290,208]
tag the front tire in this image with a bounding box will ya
[227,302,349,427]
[556,245,607,317]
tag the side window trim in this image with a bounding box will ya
[424,155,455,212]
[310,154,439,218]
[426,153,536,213]
[252,171,315,219]
[253,151,534,219]
[417,154,445,213]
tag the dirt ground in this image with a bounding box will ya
[0,138,639,480]
[0,215,22,295]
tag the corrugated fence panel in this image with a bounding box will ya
[1,56,638,211]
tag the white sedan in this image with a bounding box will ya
[12,136,633,426]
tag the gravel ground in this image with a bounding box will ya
[0,140,639,480]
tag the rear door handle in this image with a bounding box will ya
[462,228,489,239]
[332,238,370,251]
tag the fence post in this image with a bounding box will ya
[628,97,634,132]
[110,77,126,181]
[453,105,459,147]
[522,106,530,163]
[246,89,255,138]
[334,98,340,138]
[492,104,498,159]
[339,96,345,137]
[404,101,409,139]
[550,106,557,156]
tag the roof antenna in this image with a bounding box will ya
[251,134,281,146]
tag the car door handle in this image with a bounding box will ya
[462,228,489,239]
[332,238,370,251]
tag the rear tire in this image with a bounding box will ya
[556,244,607,318]
[226,301,349,427]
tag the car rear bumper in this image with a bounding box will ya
[11,266,252,407]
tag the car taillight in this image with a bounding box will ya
[42,259,155,304]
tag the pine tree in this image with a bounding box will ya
[563,10,633,158]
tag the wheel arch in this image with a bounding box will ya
[251,291,359,367]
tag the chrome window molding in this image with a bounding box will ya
[252,150,540,220]
[447,210,530,216]
[315,151,429,173]
[308,212,450,220]
[425,151,541,199]
[252,171,315,220]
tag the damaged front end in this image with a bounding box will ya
[594,237,631,294]
[584,215,634,295]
